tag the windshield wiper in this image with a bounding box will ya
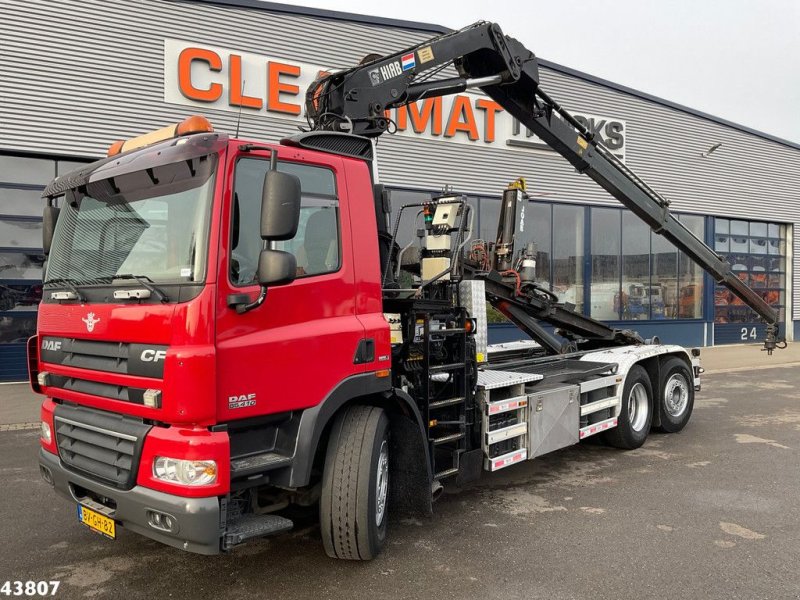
[109,274,169,303]
[42,277,86,302]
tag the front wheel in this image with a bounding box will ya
[320,405,390,560]
[654,357,694,433]
[604,365,653,449]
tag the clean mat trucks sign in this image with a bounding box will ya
[164,39,627,160]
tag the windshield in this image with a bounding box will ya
[46,154,216,286]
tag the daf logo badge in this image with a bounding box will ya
[82,312,100,332]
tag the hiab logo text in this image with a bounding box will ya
[82,312,100,332]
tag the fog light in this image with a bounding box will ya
[40,421,52,444]
[146,509,178,533]
[37,371,50,387]
[153,457,218,486]
[143,389,162,408]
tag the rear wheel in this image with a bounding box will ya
[655,357,694,433]
[604,365,652,449]
[320,405,389,560]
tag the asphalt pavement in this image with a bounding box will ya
[1,347,799,599]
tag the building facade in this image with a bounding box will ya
[1,0,798,380]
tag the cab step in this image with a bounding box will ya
[432,432,465,445]
[429,396,466,409]
[434,467,459,480]
[223,514,293,550]
[230,452,292,477]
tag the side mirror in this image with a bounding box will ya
[228,169,300,315]
[257,249,296,286]
[261,171,301,240]
[43,206,60,255]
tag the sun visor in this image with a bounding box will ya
[43,132,228,199]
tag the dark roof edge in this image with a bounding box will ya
[184,0,799,152]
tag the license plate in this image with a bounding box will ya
[77,504,116,539]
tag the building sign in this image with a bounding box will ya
[164,39,626,161]
[164,39,325,118]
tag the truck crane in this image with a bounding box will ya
[305,20,782,355]
[32,21,783,562]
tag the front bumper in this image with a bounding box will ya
[39,449,222,555]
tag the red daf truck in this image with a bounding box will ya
[31,22,782,560]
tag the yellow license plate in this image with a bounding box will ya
[77,505,116,539]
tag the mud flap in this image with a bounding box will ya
[455,449,483,486]
[389,415,433,517]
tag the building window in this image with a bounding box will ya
[383,189,719,327]
[0,218,42,249]
[0,314,38,344]
[590,208,621,319]
[0,252,45,279]
[552,204,584,312]
[677,214,704,318]
[0,155,55,186]
[522,202,551,284]
[713,218,785,324]
[0,156,55,341]
[0,187,47,217]
[621,211,651,320]
[651,227,678,320]
[587,208,705,321]
[0,156,50,379]
[0,154,91,380]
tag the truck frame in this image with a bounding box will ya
[32,21,783,560]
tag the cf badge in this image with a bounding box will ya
[140,349,167,362]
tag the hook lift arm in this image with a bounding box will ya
[306,21,784,354]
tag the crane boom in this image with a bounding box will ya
[305,21,783,354]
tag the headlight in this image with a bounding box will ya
[153,457,218,486]
[41,421,52,444]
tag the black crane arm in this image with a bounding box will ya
[306,22,521,136]
[306,22,783,354]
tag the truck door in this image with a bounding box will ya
[215,151,366,421]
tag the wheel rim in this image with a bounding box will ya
[628,382,649,432]
[375,439,389,527]
[664,373,689,418]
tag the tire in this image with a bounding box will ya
[654,357,694,433]
[320,405,390,560]
[604,365,653,449]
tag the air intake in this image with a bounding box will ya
[54,404,151,489]
[281,132,373,160]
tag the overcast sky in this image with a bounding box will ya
[273,0,800,144]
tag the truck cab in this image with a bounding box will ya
[34,118,395,555]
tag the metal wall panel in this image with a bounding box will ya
[1,0,798,317]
